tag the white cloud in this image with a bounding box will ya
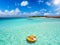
[20,11,41,17]
[55,7,60,11]
[21,1,28,6]
[44,10,60,16]
[53,0,60,5]
[0,10,5,16]
[38,0,43,4]
[40,9,47,12]
[55,7,60,15]
[6,8,20,16]
[0,8,41,17]
[44,13,50,16]
[14,8,20,15]
[46,2,51,6]
[0,8,21,17]
[15,3,20,6]
[0,8,60,17]
[30,11,40,16]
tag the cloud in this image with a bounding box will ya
[1,7,46,17]
[44,9,60,16]
[46,2,51,6]
[53,0,60,5]
[38,0,44,4]
[15,3,20,6]
[0,9,41,17]
[0,8,60,17]
[21,1,28,6]
[44,13,51,16]
[30,11,40,16]
[20,11,41,17]
[0,8,21,17]
[55,7,60,15]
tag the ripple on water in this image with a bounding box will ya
[0,31,21,45]
[0,39,12,45]
[0,33,12,45]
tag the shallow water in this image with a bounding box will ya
[0,18,60,45]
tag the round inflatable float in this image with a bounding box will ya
[27,35,36,42]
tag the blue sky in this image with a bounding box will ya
[0,0,60,17]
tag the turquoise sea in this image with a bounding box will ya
[0,18,60,45]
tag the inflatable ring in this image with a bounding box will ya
[27,35,36,42]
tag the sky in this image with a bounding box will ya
[0,0,60,17]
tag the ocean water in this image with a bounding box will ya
[0,18,60,45]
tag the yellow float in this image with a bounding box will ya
[27,35,36,42]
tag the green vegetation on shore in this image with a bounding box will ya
[29,16,60,18]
